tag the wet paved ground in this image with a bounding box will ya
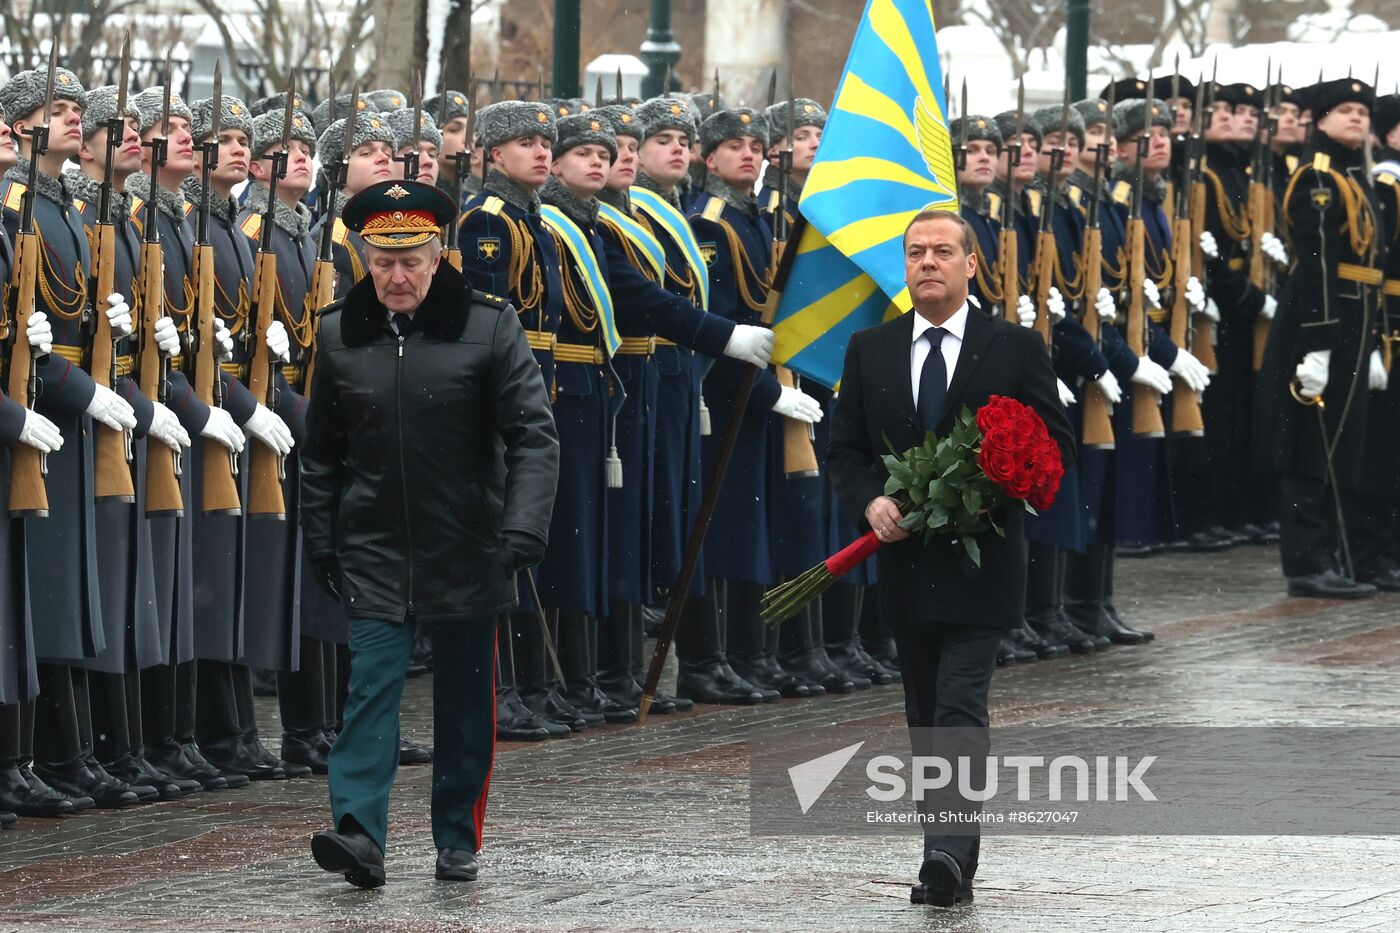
[2,545,1400,931]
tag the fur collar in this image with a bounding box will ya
[124,172,189,221]
[1109,163,1168,205]
[5,159,69,205]
[761,165,803,206]
[633,171,682,209]
[483,169,541,214]
[703,174,757,216]
[597,185,630,212]
[179,176,242,225]
[540,176,599,226]
[338,261,472,347]
[243,183,311,238]
[62,169,132,222]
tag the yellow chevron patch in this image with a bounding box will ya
[240,213,262,240]
[483,196,505,216]
[3,183,25,213]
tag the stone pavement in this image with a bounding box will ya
[2,545,1400,932]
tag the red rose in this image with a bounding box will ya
[978,444,1019,489]
[976,399,1016,436]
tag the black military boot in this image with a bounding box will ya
[627,607,688,713]
[494,616,558,740]
[778,601,860,695]
[675,586,764,705]
[1101,548,1154,642]
[723,581,781,702]
[858,586,901,681]
[822,583,892,685]
[407,617,434,678]
[516,609,587,733]
[592,607,645,721]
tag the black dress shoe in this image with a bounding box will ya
[108,754,187,800]
[1104,604,1154,642]
[721,660,781,702]
[435,847,479,881]
[145,741,226,791]
[520,686,590,732]
[0,766,76,817]
[1017,619,1069,659]
[653,690,692,712]
[558,682,614,724]
[1360,567,1400,593]
[912,875,973,905]
[826,644,895,685]
[1235,522,1278,545]
[35,762,139,809]
[911,850,965,907]
[675,664,764,705]
[1031,617,1101,654]
[281,732,331,774]
[0,810,15,827]
[1288,571,1378,600]
[496,688,561,740]
[399,740,434,765]
[181,742,251,789]
[202,738,287,782]
[87,758,160,802]
[1187,528,1235,553]
[311,829,385,889]
[1115,542,1159,558]
[1069,607,1147,646]
[1004,627,1042,661]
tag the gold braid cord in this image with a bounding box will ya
[273,277,314,349]
[548,228,599,336]
[35,230,88,320]
[599,216,660,284]
[1203,168,1252,243]
[217,276,251,337]
[1281,166,1376,259]
[462,205,544,320]
[717,219,770,313]
[972,237,1003,303]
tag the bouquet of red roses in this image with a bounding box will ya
[761,396,1063,626]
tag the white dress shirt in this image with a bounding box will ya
[909,302,968,409]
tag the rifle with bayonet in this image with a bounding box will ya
[396,71,422,182]
[441,76,465,272]
[91,33,136,502]
[1249,71,1277,370]
[245,78,295,519]
[5,42,59,516]
[191,61,242,514]
[999,79,1025,324]
[304,86,358,397]
[1187,69,1218,372]
[1167,64,1206,436]
[1079,81,1116,449]
[136,58,185,514]
[1126,111,1166,437]
[1029,86,1070,348]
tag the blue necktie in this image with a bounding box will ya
[917,327,948,431]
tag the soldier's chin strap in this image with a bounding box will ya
[1289,378,1355,579]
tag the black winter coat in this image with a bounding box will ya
[300,262,559,624]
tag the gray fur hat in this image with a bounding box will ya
[594,103,643,142]
[634,96,696,141]
[1113,97,1171,138]
[553,112,617,160]
[316,112,395,162]
[79,85,141,142]
[424,90,471,125]
[475,100,557,150]
[698,107,768,157]
[311,92,369,135]
[189,95,254,144]
[1073,98,1116,134]
[365,89,408,111]
[763,98,827,138]
[1028,104,1086,149]
[993,110,1040,148]
[545,97,591,119]
[385,109,443,151]
[130,86,194,135]
[251,91,308,118]
[251,108,318,158]
[690,91,724,122]
[0,67,87,124]
[950,114,1002,148]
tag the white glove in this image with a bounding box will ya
[1369,349,1389,392]
[1169,349,1211,393]
[216,318,237,363]
[722,324,774,368]
[1131,356,1173,395]
[18,410,63,453]
[154,315,182,357]
[26,311,52,354]
[1294,350,1331,400]
[772,385,823,424]
[200,405,247,453]
[1016,293,1036,327]
[1047,286,1066,324]
[1095,370,1123,404]
[1199,231,1220,259]
[1056,378,1076,406]
[147,400,191,452]
[1261,231,1289,266]
[85,383,137,431]
[1261,295,1278,321]
[242,403,294,456]
[104,293,133,338]
[1095,287,1118,325]
[1200,298,1221,323]
[1185,276,1206,314]
[1142,278,1162,310]
[264,320,288,365]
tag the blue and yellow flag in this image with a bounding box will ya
[772,0,958,387]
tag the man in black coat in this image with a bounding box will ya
[826,209,1073,906]
[300,180,559,887]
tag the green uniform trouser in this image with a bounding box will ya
[328,615,496,854]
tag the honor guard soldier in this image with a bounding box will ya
[1272,83,1307,192]
[312,112,397,298]
[307,92,369,217]
[457,100,569,740]
[364,89,407,112]
[1256,77,1381,599]
[303,179,557,887]
[1,67,145,809]
[684,90,725,209]
[126,84,251,791]
[1373,95,1400,178]
[425,88,483,200]
[387,108,441,186]
[954,115,1008,313]
[66,85,196,800]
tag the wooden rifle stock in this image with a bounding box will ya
[1078,226,1115,449]
[246,248,286,518]
[1247,181,1273,370]
[192,241,242,514]
[6,229,48,516]
[769,237,817,477]
[1169,216,1205,436]
[138,239,184,514]
[1187,178,1217,370]
[444,245,463,271]
[1031,230,1055,347]
[999,228,1019,323]
[302,254,336,400]
[90,220,136,501]
[1126,219,1165,437]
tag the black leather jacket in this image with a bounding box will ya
[300,262,559,623]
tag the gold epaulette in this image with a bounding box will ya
[1313,152,1332,173]
[1379,172,1398,188]
[1066,184,1083,206]
[183,201,194,217]
[482,196,505,216]
[765,190,780,213]
[241,214,262,240]
[332,217,348,246]
[701,196,725,222]
[3,183,25,213]
[1286,154,1299,174]
[129,196,145,216]
[1026,188,1043,219]
[1111,180,1132,206]
[985,191,1002,218]
[72,197,86,213]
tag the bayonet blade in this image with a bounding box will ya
[279,71,295,150]
[785,86,794,150]
[616,67,623,103]
[342,84,360,162]
[41,40,57,129]
[159,50,173,139]
[411,68,422,147]
[437,66,448,126]
[595,76,604,109]
[766,69,777,110]
[960,79,967,136]
[211,60,222,140]
[1013,76,1025,146]
[115,32,130,117]
[713,69,720,112]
